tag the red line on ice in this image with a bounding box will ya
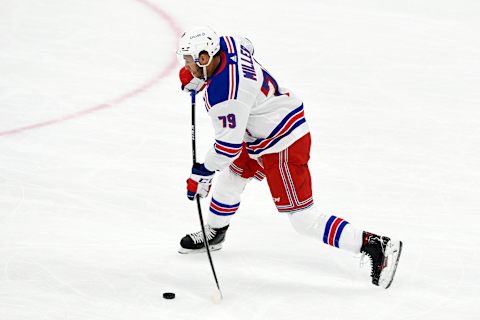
[0,0,182,137]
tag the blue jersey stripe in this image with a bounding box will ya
[267,105,304,139]
[215,149,240,158]
[215,140,243,148]
[205,37,240,108]
[229,37,240,99]
[247,118,306,155]
[248,105,304,146]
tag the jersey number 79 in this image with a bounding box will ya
[218,114,236,128]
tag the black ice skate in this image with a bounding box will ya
[360,231,403,289]
[178,224,229,254]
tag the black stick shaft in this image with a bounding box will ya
[191,91,197,163]
[191,91,222,297]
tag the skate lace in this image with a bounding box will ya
[360,236,387,278]
[360,236,387,277]
[190,225,216,244]
[360,252,375,278]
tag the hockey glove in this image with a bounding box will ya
[179,67,206,93]
[186,163,215,200]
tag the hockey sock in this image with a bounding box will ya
[207,170,250,229]
[208,198,238,229]
[337,223,362,253]
[288,206,362,254]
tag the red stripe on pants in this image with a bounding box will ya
[261,133,313,213]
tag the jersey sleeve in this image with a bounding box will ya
[236,35,254,55]
[203,99,250,172]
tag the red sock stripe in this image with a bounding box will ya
[210,201,237,214]
[328,217,344,246]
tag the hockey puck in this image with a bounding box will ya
[163,292,175,300]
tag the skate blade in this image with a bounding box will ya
[379,240,403,289]
[178,243,223,254]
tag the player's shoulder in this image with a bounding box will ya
[219,35,239,55]
[205,35,257,110]
[204,36,241,110]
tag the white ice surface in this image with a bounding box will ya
[1,0,480,319]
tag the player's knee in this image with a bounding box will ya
[213,169,249,198]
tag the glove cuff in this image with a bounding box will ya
[192,163,215,176]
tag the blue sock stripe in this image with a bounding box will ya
[334,220,349,248]
[323,215,337,244]
[211,198,240,209]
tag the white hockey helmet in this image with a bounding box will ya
[177,26,220,67]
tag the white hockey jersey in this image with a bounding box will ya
[203,35,309,172]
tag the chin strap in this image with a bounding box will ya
[195,54,213,81]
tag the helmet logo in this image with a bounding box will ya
[190,32,206,39]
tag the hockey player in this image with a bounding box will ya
[176,26,402,288]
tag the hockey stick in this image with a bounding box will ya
[190,90,223,299]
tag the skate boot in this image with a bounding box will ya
[178,224,229,254]
[360,231,403,289]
